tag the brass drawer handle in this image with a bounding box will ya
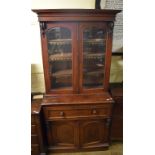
[60,111,64,116]
[106,98,113,101]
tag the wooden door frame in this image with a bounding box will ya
[78,22,110,94]
[41,22,78,94]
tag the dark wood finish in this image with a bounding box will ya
[43,104,112,121]
[42,95,114,153]
[43,93,113,104]
[104,21,114,90]
[79,22,107,93]
[46,121,78,151]
[41,23,77,94]
[110,83,123,141]
[32,9,121,22]
[79,119,109,148]
[32,9,121,95]
[31,100,46,155]
[32,9,121,153]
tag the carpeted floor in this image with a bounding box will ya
[49,142,123,155]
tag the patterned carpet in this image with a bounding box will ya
[49,142,123,155]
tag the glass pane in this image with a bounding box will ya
[83,27,106,88]
[46,27,72,89]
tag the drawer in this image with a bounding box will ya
[31,125,37,134]
[44,105,111,120]
[31,135,39,144]
[31,144,40,155]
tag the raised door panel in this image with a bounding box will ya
[46,121,78,150]
[79,119,109,149]
[79,23,108,93]
[41,23,78,94]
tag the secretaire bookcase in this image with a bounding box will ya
[32,9,121,153]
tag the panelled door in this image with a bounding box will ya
[46,121,79,150]
[79,119,109,149]
[45,119,110,150]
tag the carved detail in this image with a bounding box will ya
[108,22,114,33]
[40,22,47,36]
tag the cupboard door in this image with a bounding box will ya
[42,23,78,93]
[79,23,108,92]
[46,121,78,150]
[79,119,109,149]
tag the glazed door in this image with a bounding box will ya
[79,23,109,93]
[42,23,78,94]
[79,119,109,149]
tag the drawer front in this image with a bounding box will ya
[31,135,39,144]
[44,105,111,120]
[31,125,37,134]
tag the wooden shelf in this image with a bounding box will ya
[84,39,105,43]
[48,39,71,45]
[84,69,104,76]
[49,53,104,61]
[52,69,103,80]
[84,53,104,59]
[49,53,72,61]
[52,69,103,78]
[52,69,72,78]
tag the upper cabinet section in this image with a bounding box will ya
[32,9,121,94]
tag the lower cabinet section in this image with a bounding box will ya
[45,119,110,152]
[42,95,113,153]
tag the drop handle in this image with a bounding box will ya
[60,111,64,116]
[92,109,97,114]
